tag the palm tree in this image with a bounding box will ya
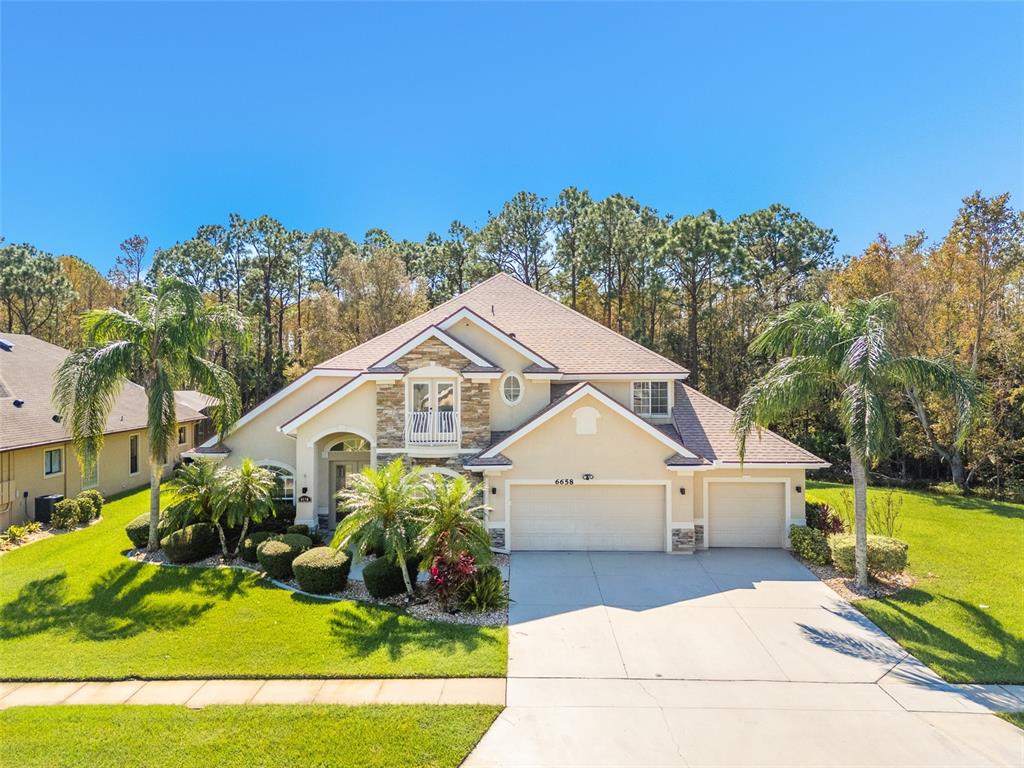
[416,474,492,568]
[734,295,978,588]
[54,278,244,551]
[213,458,276,558]
[333,458,423,598]
[165,458,219,531]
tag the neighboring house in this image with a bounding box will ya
[199,274,828,553]
[0,334,208,528]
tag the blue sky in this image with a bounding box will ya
[2,2,1022,272]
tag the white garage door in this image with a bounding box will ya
[511,484,665,551]
[708,482,786,547]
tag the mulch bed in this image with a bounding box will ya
[126,547,509,627]
[0,517,102,553]
[802,558,914,601]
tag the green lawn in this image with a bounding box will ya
[0,704,500,768]
[0,486,506,680]
[998,712,1024,731]
[807,481,1023,684]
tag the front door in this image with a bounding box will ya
[329,460,368,527]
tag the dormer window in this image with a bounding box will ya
[632,381,669,417]
[500,372,524,405]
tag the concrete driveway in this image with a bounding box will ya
[466,550,1024,767]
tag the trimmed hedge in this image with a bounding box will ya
[286,524,310,537]
[256,533,312,579]
[76,490,103,520]
[829,534,909,577]
[80,488,105,515]
[161,523,219,563]
[50,499,83,529]
[293,547,351,594]
[240,531,275,563]
[362,555,419,599]
[789,525,831,566]
[125,514,176,549]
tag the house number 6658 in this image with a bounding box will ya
[554,478,575,485]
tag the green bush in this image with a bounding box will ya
[75,493,99,520]
[789,525,831,566]
[459,565,507,612]
[829,534,909,577]
[80,488,105,514]
[50,499,82,529]
[256,533,312,579]
[362,555,419,599]
[293,547,351,594]
[240,531,275,562]
[286,524,310,537]
[125,514,176,549]
[160,523,219,563]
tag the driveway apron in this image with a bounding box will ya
[467,549,1024,767]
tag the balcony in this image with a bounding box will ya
[405,410,461,448]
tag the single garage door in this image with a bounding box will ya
[708,481,786,547]
[511,484,665,551]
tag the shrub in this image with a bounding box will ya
[160,522,219,563]
[829,534,909,577]
[460,565,507,612]
[75,493,99,520]
[125,514,177,548]
[50,499,82,529]
[273,500,296,525]
[240,531,275,562]
[256,533,312,579]
[293,547,351,594]
[79,489,105,518]
[789,525,831,566]
[362,555,419,599]
[0,521,42,547]
[286,524,310,537]
[805,502,845,534]
[428,552,477,610]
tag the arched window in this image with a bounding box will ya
[329,436,370,452]
[257,462,296,501]
[500,372,524,405]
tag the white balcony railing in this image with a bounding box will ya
[405,410,461,446]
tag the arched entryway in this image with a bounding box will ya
[315,432,373,529]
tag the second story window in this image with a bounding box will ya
[632,381,669,417]
[501,372,523,405]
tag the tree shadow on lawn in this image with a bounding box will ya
[326,601,502,662]
[0,560,251,642]
[824,589,1022,683]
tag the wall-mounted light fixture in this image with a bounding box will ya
[491,487,497,496]
[679,487,686,495]
[302,487,308,495]
[795,486,802,493]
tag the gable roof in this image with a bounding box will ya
[0,333,205,453]
[316,273,688,376]
[672,383,827,466]
[370,325,498,369]
[479,382,699,460]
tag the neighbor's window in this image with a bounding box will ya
[632,381,669,417]
[129,434,140,475]
[501,372,523,405]
[43,448,63,477]
[177,425,188,446]
[82,461,98,489]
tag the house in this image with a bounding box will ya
[0,334,209,528]
[199,274,828,553]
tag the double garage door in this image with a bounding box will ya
[510,484,665,551]
[508,480,787,551]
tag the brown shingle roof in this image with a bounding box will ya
[316,273,688,376]
[672,383,826,465]
[0,333,205,452]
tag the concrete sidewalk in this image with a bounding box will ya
[0,677,505,709]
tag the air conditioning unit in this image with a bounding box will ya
[34,494,64,524]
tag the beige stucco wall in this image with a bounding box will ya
[0,425,196,528]
[219,375,350,470]
[445,320,552,432]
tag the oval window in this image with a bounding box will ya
[501,372,523,405]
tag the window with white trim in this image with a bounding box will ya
[261,465,295,502]
[82,461,98,489]
[43,447,63,477]
[632,381,669,417]
[500,372,523,405]
[129,434,140,475]
[177,425,188,446]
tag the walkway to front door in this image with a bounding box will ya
[466,550,1024,767]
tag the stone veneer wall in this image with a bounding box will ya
[375,338,492,451]
[671,526,695,553]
